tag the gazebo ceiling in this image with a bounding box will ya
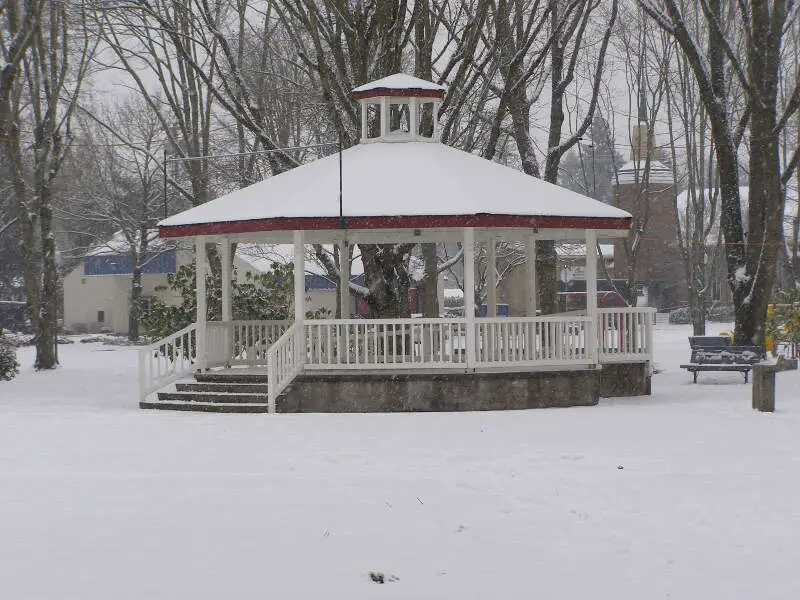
[159,141,632,239]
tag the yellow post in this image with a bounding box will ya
[765,304,775,354]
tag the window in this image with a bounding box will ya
[97,310,105,323]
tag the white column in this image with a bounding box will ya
[294,230,305,323]
[360,99,368,140]
[463,227,476,369]
[433,101,440,140]
[195,236,207,371]
[409,98,418,138]
[585,229,598,363]
[487,236,497,318]
[294,230,306,371]
[380,96,389,137]
[221,237,232,322]
[338,239,350,318]
[220,237,232,366]
[526,235,537,317]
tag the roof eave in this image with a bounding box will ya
[159,214,632,239]
[352,88,445,101]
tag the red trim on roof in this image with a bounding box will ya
[159,214,631,238]
[352,88,445,101]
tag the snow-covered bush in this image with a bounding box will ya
[0,335,20,381]
[669,307,691,324]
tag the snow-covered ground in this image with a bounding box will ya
[2,324,799,599]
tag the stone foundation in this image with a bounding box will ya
[277,368,600,413]
[600,362,651,397]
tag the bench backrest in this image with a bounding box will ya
[690,345,763,365]
[689,336,732,350]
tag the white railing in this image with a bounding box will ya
[474,316,594,366]
[267,323,305,412]
[139,310,657,402]
[597,307,655,362]
[205,320,292,368]
[138,323,198,401]
[304,319,468,369]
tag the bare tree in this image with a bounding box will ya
[62,99,164,341]
[0,0,43,139]
[665,34,724,335]
[4,1,96,368]
[485,0,617,313]
[639,0,800,345]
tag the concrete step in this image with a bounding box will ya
[194,372,268,384]
[176,382,270,394]
[140,399,269,413]
[158,391,268,404]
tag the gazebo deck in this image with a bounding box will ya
[139,309,654,412]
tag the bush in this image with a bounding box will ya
[141,262,296,341]
[669,306,691,324]
[0,336,20,381]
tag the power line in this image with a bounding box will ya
[165,142,338,163]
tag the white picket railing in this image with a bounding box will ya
[230,320,292,366]
[140,309,657,402]
[597,307,655,362]
[205,320,292,368]
[304,318,468,369]
[474,316,594,366]
[138,323,198,401]
[267,323,305,412]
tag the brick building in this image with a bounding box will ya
[612,156,686,310]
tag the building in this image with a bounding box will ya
[612,139,685,310]
[493,242,615,316]
[62,233,389,334]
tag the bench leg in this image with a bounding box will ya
[743,371,749,384]
[693,371,698,384]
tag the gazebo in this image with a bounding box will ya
[139,74,654,413]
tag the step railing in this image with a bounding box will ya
[267,322,305,412]
[304,318,469,369]
[597,307,656,362]
[474,316,594,366]
[138,323,198,401]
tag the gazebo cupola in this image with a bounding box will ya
[352,73,446,143]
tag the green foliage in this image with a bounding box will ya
[0,335,20,381]
[140,261,297,341]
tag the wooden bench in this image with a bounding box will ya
[680,336,763,383]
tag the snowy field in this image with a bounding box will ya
[2,323,800,599]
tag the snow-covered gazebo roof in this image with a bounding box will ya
[351,73,446,99]
[159,74,632,240]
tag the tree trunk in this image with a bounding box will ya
[414,0,439,318]
[419,242,439,317]
[129,260,142,342]
[35,185,58,369]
